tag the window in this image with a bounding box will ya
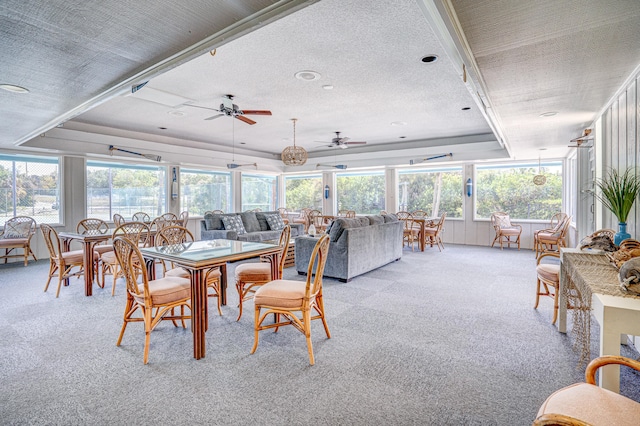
[0,154,61,224]
[180,169,231,215]
[284,174,322,211]
[86,162,166,221]
[398,167,463,218]
[241,174,277,211]
[336,171,385,214]
[475,162,562,220]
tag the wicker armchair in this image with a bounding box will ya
[490,212,522,250]
[0,216,37,266]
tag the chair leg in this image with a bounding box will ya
[236,279,245,321]
[143,307,152,364]
[534,278,542,309]
[251,305,261,354]
[303,309,315,365]
[117,296,134,346]
[552,285,559,325]
[317,295,331,339]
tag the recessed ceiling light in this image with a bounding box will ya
[240,142,246,145]
[421,55,438,63]
[322,84,334,90]
[399,136,407,139]
[539,111,558,117]
[158,127,167,130]
[461,107,471,111]
[0,84,30,93]
[391,121,407,126]
[295,70,321,81]
[167,110,186,117]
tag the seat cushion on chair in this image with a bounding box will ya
[136,276,191,305]
[101,251,116,263]
[94,245,113,255]
[254,279,306,309]
[537,231,560,242]
[235,262,271,282]
[0,237,28,248]
[499,228,521,236]
[536,382,640,425]
[62,249,99,263]
[536,263,559,282]
[166,267,189,279]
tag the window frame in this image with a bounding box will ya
[397,166,464,218]
[0,153,62,225]
[241,172,278,212]
[179,168,232,215]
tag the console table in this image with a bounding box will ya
[559,248,640,392]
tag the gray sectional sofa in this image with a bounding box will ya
[200,211,304,242]
[295,214,403,282]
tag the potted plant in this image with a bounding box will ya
[590,168,640,245]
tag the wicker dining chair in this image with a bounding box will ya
[534,213,569,256]
[424,212,447,251]
[178,211,189,226]
[0,216,37,266]
[490,211,522,250]
[132,212,150,222]
[251,234,331,365]
[235,225,290,321]
[154,225,222,316]
[77,218,114,284]
[396,211,419,251]
[113,235,191,364]
[41,224,98,298]
[100,222,150,295]
[112,213,126,227]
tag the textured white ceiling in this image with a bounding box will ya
[3,0,640,169]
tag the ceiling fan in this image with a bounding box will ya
[186,94,272,125]
[316,131,367,149]
[568,128,593,148]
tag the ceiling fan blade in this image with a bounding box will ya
[340,137,350,143]
[235,115,256,125]
[183,104,220,112]
[205,114,224,121]
[345,141,367,145]
[241,110,272,116]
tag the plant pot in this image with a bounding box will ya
[614,222,631,246]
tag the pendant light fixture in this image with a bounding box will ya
[533,155,546,186]
[281,118,308,166]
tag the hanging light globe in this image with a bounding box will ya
[281,118,308,166]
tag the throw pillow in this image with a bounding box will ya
[221,215,246,235]
[265,213,285,231]
[3,221,31,238]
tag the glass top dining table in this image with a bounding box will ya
[139,239,281,360]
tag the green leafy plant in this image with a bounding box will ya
[590,168,640,223]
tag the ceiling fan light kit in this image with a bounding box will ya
[281,118,308,166]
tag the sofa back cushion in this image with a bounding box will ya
[204,213,224,230]
[328,217,368,242]
[240,211,261,233]
[367,215,385,225]
[382,214,398,223]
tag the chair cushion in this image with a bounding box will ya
[166,267,189,279]
[235,262,271,282]
[499,228,521,236]
[254,279,306,309]
[3,221,32,238]
[538,231,561,241]
[536,263,559,282]
[61,250,99,263]
[221,215,246,235]
[94,245,113,255]
[0,238,28,248]
[101,251,116,263]
[137,276,191,305]
[537,382,640,425]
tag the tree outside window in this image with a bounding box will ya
[284,175,322,211]
[475,163,562,220]
[0,155,60,224]
[398,168,463,217]
[336,172,385,214]
[87,162,166,220]
[180,169,231,215]
[241,174,277,211]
